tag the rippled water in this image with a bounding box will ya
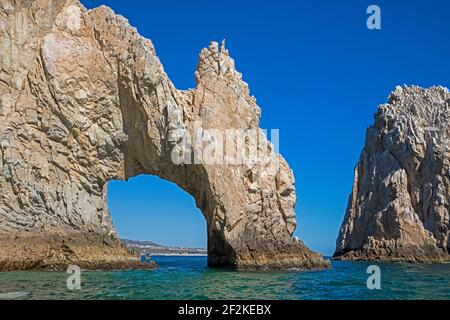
[0,256,449,300]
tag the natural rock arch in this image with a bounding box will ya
[0,0,327,270]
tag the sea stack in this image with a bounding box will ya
[335,86,450,262]
[0,0,328,270]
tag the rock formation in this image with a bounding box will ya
[335,86,450,262]
[0,0,328,270]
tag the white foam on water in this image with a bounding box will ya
[0,292,30,300]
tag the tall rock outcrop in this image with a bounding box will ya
[0,0,327,270]
[335,86,450,262]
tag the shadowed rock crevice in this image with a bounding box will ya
[0,0,328,270]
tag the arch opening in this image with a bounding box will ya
[107,175,207,251]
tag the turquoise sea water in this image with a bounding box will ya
[0,256,449,300]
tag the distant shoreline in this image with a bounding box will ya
[122,239,207,257]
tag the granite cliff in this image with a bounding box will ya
[0,0,328,270]
[335,86,450,262]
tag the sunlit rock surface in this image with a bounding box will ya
[335,86,450,262]
[0,0,328,270]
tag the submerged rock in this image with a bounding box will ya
[0,0,327,270]
[335,86,450,262]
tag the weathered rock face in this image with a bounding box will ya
[0,0,327,270]
[335,86,450,262]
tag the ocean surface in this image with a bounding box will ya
[0,256,449,300]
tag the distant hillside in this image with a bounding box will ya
[122,239,159,247]
[122,239,207,256]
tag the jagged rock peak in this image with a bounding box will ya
[335,85,450,262]
[195,40,250,95]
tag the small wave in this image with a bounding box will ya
[287,268,302,271]
[0,292,30,300]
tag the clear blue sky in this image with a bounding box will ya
[81,0,450,255]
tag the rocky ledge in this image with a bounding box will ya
[0,233,156,271]
[0,0,328,271]
[335,86,450,263]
